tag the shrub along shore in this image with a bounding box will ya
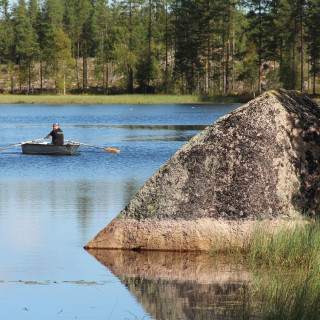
[0,94,251,105]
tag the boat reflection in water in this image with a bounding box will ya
[87,249,251,319]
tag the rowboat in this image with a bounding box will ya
[21,142,80,155]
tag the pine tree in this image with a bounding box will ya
[92,0,111,93]
[114,0,144,93]
[276,0,301,90]
[52,28,73,94]
[0,1,15,91]
[162,0,174,93]
[172,0,208,94]
[42,0,74,92]
[13,0,39,92]
[305,0,320,94]
[44,0,64,27]
[0,0,14,63]
[62,0,80,89]
[237,42,258,97]
[135,0,165,92]
[244,0,270,93]
[0,0,317,95]
[27,0,40,28]
[76,0,93,92]
[218,0,238,94]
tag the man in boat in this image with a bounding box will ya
[45,123,64,145]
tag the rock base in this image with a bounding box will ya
[84,217,305,252]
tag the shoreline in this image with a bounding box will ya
[0,94,250,105]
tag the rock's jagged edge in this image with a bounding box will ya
[85,89,320,251]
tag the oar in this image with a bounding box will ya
[65,140,120,154]
[0,137,46,152]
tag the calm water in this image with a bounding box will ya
[0,103,241,319]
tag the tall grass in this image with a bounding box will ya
[246,221,320,269]
[231,221,320,319]
[256,268,320,320]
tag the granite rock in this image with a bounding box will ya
[85,90,320,251]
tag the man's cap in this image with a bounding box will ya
[53,123,59,126]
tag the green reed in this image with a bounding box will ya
[246,221,320,269]
[258,268,320,320]
[229,221,320,319]
[232,266,320,320]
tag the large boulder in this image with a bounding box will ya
[85,90,320,251]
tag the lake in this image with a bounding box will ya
[0,103,245,320]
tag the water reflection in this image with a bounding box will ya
[87,250,251,320]
[0,177,144,255]
[0,103,241,319]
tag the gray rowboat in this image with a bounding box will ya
[21,143,80,155]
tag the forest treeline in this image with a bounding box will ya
[0,0,319,95]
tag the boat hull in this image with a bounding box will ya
[21,143,80,155]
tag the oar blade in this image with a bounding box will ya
[104,147,120,154]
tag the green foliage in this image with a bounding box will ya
[92,0,112,91]
[305,0,320,94]
[237,42,258,94]
[172,0,208,93]
[13,0,39,61]
[43,0,64,27]
[0,1,14,64]
[0,0,319,94]
[52,28,74,93]
[11,0,39,92]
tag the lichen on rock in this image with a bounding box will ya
[85,89,320,251]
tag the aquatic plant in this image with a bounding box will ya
[229,221,320,319]
[246,220,320,269]
[232,266,320,320]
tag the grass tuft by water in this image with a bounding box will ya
[233,266,320,320]
[227,220,320,319]
[246,220,320,269]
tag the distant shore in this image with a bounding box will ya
[0,94,251,105]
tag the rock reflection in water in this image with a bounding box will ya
[87,250,251,319]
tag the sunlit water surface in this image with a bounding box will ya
[0,103,241,319]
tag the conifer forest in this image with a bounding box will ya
[1,0,319,95]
